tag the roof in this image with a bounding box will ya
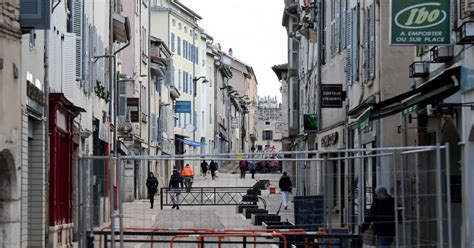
[172,0,202,20]
[272,64,288,81]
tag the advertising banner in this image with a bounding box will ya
[390,0,451,45]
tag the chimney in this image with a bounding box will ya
[228,48,233,56]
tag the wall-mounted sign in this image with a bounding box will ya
[127,97,140,123]
[175,100,192,113]
[275,122,286,133]
[321,84,344,108]
[303,114,318,133]
[321,132,339,147]
[390,0,451,45]
[358,110,371,132]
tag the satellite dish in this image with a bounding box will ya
[185,124,195,133]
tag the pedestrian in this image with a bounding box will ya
[249,160,257,179]
[146,172,159,209]
[201,160,208,178]
[278,172,292,210]
[209,160,217,180]
[361,186,397,247]
[169,169,183,210]
[181,164,194,192]
[239,159,248,178]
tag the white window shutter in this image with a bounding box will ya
[364,8,370,84]
[63,33,77,103]
[369,4,376,80]
[48,31,58,91]
[346,9,352,85]
[73,0,83,79]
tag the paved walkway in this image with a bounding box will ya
[104,172,295,247]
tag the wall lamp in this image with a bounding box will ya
[193,76,209,83]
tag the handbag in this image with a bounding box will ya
[363,225,376,246]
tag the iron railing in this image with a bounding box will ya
[160,186,254,209]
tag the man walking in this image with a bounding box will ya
[249,160,257,179]
[201,160,208,178]
[181,164,194,192]
[209,160,217,180]
[169,169,183,209]
[278,172,292,210]
[146,172,159,209]
[361,186,397,247]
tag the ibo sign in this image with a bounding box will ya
[390,0,451,45]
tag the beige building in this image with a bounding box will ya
[254,96,284,153]
[0,1,22,247]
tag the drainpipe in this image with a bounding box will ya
[43,29,50,247]
[148,0,152,173]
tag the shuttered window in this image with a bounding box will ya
[369,4,376,80]
[171,33,175,52]
[351,6,360,83]
[118,80,127,116]
[177,37,181,55]
[178,69,182,90]
[63,33,77,102]
[345,8,352,85]
[364,7,370,84]
[72,0,83,79]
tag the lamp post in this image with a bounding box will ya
[192,76,209,143]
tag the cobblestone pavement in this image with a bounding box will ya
[110,172,295,247]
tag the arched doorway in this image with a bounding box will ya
[0,149,18,247]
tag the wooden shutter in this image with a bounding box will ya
[20,0,51,29]
[364,7,370,84]
[352,6,360,82]
[369,4,376,80]
[73,0,83,79]
[346,8,352,85]
[63,33,77,102]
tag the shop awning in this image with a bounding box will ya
[176,138,207,147]
[370,66,460,120]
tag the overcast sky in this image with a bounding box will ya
[180,0,287,102]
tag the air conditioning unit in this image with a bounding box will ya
[409,61,430,78]
[457,20,474,44]
[117,116,133,136]
[430,45,454,63]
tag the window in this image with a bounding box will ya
[209,104,212,124]
[184,26,187,34]
[184,113,187,126]
[172,19,176,26]
[178,69,181,90]
[177,36,181,55]
[265,121,270,125]
[190,29,193,37]
[262,130,273,140]
[183,71,187,93]
[141,26,147,59]
[171,33,175,52]
[178,22,182,30]
[29,30,35,47]
[190,74,194,96]
[202,111,205,130]
[184,40,187,59]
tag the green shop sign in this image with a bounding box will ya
[390,0,451,45]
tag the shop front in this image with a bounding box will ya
[48,93,83,247]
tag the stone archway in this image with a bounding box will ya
[0,149,18,247]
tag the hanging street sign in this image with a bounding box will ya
[321,84,344,108]
[303,114,318,133]
[390,0,451,45]
[175,100,192,113]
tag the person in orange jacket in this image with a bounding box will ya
[181,164,194,192]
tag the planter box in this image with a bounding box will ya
[236,204,258,214]
[247,188,261,195]
[254,180,270,190]
[262,221,296,230]
[243,208,268,219]
[251,213,281,225]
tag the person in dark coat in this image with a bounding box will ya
[209,160,217,180]
[201,160,209,178]
[239,160,248,178]
[361,186,398,247]
[278,172,292,210]
[169,169,184,209]
[146,172,159,209]
[249,160,257,179]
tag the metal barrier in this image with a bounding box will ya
[90,229,362,248]
[159,186,254,209]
